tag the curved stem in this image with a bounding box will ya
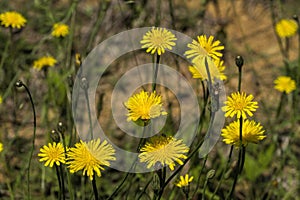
[16,81,36,200]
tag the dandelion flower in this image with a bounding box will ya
[0,142,3,152]
[275,19,298,38]
[185,35,224,63]
[176,174,194,188]
[221,119,266,146]
[67,139,116,180]
[0,11,26,29]
[222,92,258,119]
[140,27,177,55]
[52,23,69,38]
[124,90,167,122]
[38,142,66,167]
[274,76,296,94]
[33,56,57,70]
[139,135,189,171]
[189,58,227,81]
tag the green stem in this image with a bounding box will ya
[152,54,161,92]
[16,81,36,200]
[0,28,12,71]
[86,1,110,55]
[192,155,208,199]
[155,0,161,27]
[226,118,244,200]
[92,177,99,200]
[157,167,166,200]
[276,92,285,119]
[210,146,234,200]
[238,67,242,92]
[84,86,93,140]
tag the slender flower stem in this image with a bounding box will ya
[82,78,94,140]
[152,54,161,92]
[0,29,12,71]
[210,146,234,200]
[16,81,36,200]
[92,176,99,200]
[276,92,285,119]
[192,155,208,199]
[156,167,166,200]
[55,165,62,200]
[59,165,66,200]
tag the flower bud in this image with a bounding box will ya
[50,129,60,142]
[235,56,244,68]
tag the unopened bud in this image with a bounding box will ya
[293,15,299,23]
[235,56,244,68]
[57,121,65,134]
[206,169,215,179]
[50,129,60,142]
[15,80,23,88]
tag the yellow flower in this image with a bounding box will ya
[124,90,167,122]
[188,58,227,81]
[176,174,194,188]
[0,11,26,29]
[51,23,69,38]
[33,56,57,70]
[185,35,224,63]
[0,142,3,152]
[139,135,189,171]
[221,119,266,146]
[67,139,116,180]
[140,27,177,55]
[38,142,66,167]
[222,92,258,119]
[274,76,296,94]
[0,95,2,104]
[275,19,298,38]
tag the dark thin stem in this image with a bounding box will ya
[16,81,36,200]
[152,54,161,92]
[55,165,62,200]
[210,146,234,200]
[155,0,161,27]
[92,177,99,200]
[84,88,94,140]
[226,118,243,200]
[238,67,242,92]
[157,167,166,200]
[192,155,208,199]
[59,165,66,200]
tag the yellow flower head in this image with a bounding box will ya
[274,76,296,94]
[139,135,189,171]
[176,174,194,188]
[33,56,57,70]
[52,23,69,38]
[0,142,3,152]
[140,27,177,55]
[222,92,258,119]
[188,58,227,81]
[221,119,266,146]
[185,35,224,63]
[0,95,2,104]
[275,19,298,38]
[124,90,167,122]
[67,139,116,180]
[0,11,26,29]
[38,142,66,167]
